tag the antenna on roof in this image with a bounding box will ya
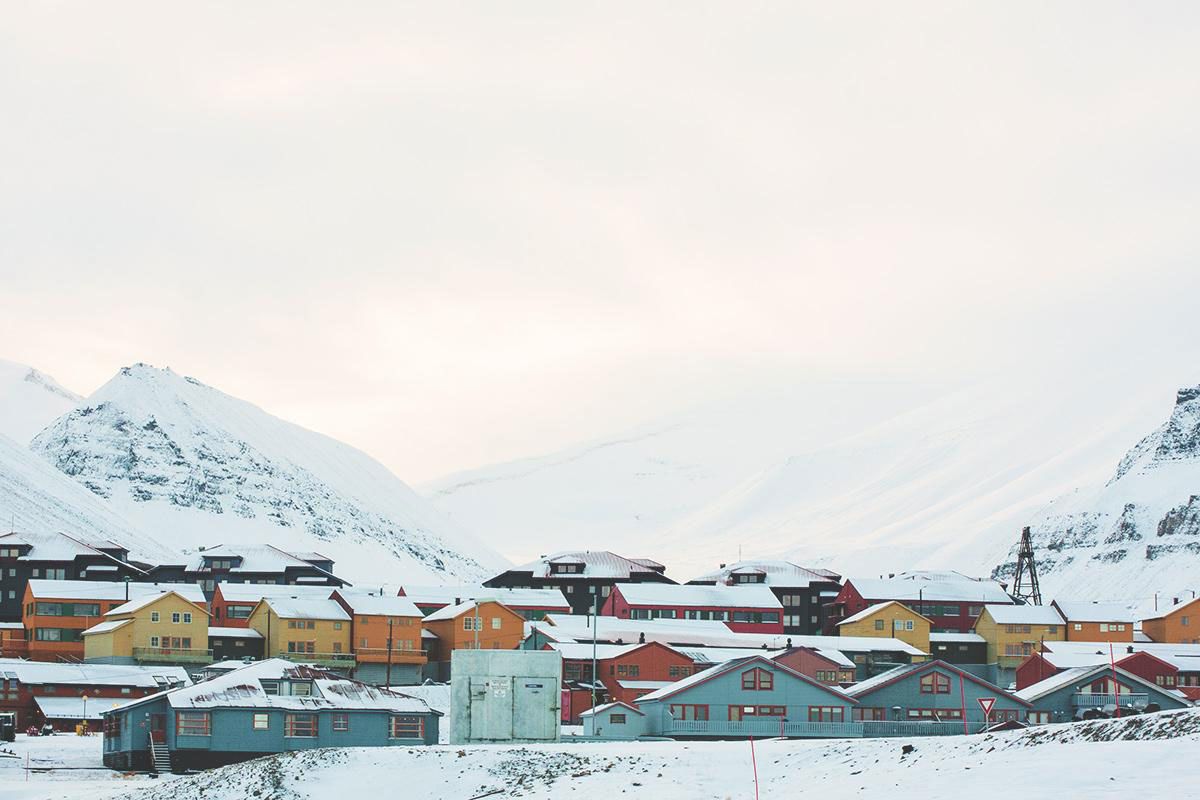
[1012,526,1043,606]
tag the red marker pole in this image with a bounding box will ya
[749,737,760,800]
[1109,642,1121,719]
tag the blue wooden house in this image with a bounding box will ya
[100,658,440,771]
[843,659,1029,730]
[1015,663,1191,724]
[630,654,859,738]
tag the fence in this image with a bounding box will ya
[1071,693,1149,709]
[660,719,970,739]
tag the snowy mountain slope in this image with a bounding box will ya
[0,432,174,563]
[994,383,1200,604]
[0,359,82,443]
[30,364,503,584]
[426,368,1177,588]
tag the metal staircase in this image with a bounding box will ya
[148,737,172,773]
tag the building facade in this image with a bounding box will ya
[1052,601,1135,643]
[687,561,842,636]
[1141,596,1200,644]
[331,590,426,685]
[844,660,1029,726]
[827,572,1013,634]
[82,591,211,667]
[1015,663,1190,724]
[602,584,785,633]
[398,585,570,621]
[837,601,932,653]
[246,597,354,671]
[483,551,675,616]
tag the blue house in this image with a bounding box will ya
[1015,663,1191,724]
[100,658,440,771]
[580,701,651,738]
[843,659,1030,730]
[629,654,858,738]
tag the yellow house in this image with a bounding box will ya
[247,596,354,669]
[837,600,931,653]
[82,591,211,665]
[971,604,1065,667]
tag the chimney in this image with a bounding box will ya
[719,563,726,569]
[888,573,895,579]
[1174,597,1180,605]
[638,632,645,644]
[1126,646,1134,654]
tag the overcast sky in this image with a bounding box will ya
[3,3,1199,482]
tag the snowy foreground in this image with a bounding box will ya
[3,710,1198,800]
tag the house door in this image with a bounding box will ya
[513,677,558,740]
[469,677,513,741]
[149,714,166,743]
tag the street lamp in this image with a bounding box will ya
[81,695,89,735]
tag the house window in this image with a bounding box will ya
[1073,623,1082,631]
[150,636,160,647]
[893,619,914,632]
[920,672,952,694]
[151,612,160,623]
[306,621,315,630]
[177,712,211,736]
[183,613,192,624]
[332,713,349,732]
[874,620,884,631]
[492,617,501,630]
[1099,624,1109,632]
[334,622,342,630]
[172,613,181,624]
[252,713,269,730]
[740,668,773,690]
[610,714,627,724]
[389,715,424,739]
[669,704,709,721]
[808,706,844,722]
[261,681,279,695]
[463,617,482,631]
[908,708,962,721]
[285,714,317,737]
[729,705,785,720]
[668,665,691,678]
[853,707,887,721]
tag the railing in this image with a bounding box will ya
[353,647,427,663]
[133,647,213,664]
[275,651,357,667]
[660,719,973,739]
[1072,693,1149,709]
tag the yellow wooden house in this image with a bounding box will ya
[836,600,931,653]
[247,596,354,669]
[971,604,1065,668]
[82,591,211,665]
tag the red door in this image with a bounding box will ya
[149,713,166,743]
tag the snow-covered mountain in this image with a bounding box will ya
[994,383,1200,604]
[425,367,1181,594]
[29,364,503,584]
[0,359,83,444]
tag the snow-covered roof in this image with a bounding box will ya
[982,604,1065,626]
[847,573,1012,604]
[837,601,926,626]
[423,598,518,623]
[332,591,423,618]
[1140,596,1200,621]
[399,585,570,609]
[188,544,336,574]
[1041,641,1200,673]
[25,579,206,604]
[1052,600,1135,623]
[508,551,669,580]
[0,530,145,573]
[0,658,191,688]
[616,680,672,690]
[844,660,1027,705]
[688,560,841,588]
[545,642,648,661]
[615,583,782,609]
[842,663,921,697]
[579,701,643,718]
[35,696,128,720]
[676,646,783,665]
[208,626,264,638]
[108,659,437,714]
[81,619,134,636]
[214,583,335,603]
[1015,663,1167,703]
[0,622,24,630]
[262,597,350,621]
[203,660,261,672]
[930,632,986,643]
[636,654,855,704]
[541,614,926,655]
[105,590,208,618]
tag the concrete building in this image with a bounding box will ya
[449,649,561,744]
[100,660,439,771]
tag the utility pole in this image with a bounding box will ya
[1012,526,1043,605]
[386,617,393,687]
[590,595,598,714]
[473,600,479,649]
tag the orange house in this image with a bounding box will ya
[21,580,208,662]
[422,599,525,664]
[1142,596,1200,644]
[1052,600,1135,642]
[331,589,427,685]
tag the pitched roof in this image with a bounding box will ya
[332,590,422,618]
[105,590,209,618]
[507,551,671,580]
[635,654,857,705]
[688,560,841,588]
[35,696,126,720]
[25,579,206,604]
[188,544,334,574]
[545,642,660,661]
[981,604,1065,626]
[845,659,1030,707]
[930,632,986,643]
[1052,600,1135,623]
[1040,640,1200,672]
[847,573,1012,604]
[261,597,350,621]
[106,659,437,714]
[838,600,930,626]
[614,583,782,609]
[81,618,134,636]
[1014,663,1173,703]
[207,626,264,638]
[214,584,335,603]
[398,585,570,609]
[423,598,519,623]
[1140,595,1200,622]
[0,531,147,574]
[579,700,644,718]
[0,658,190,688]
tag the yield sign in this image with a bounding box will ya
[978,697,996,717]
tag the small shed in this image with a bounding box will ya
[581,701,649,738]
[449,650,562,744]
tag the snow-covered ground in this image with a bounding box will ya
[5,710,1198,800]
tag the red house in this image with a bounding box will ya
[601,584,784,634]
[771,646,857,685]
[1016,646,1181,692]
[826,572,1013,634]
[548,640,696,722]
